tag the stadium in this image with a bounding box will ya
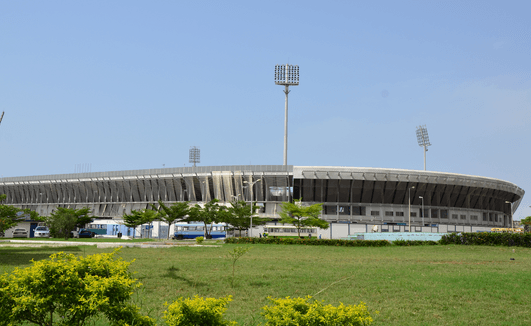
[0,164,524,238]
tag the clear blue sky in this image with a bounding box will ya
[1,1,530,219]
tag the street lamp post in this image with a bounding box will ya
[408,186,415,232]
[419,196,424,229]
[244,178,261,237]
[505,201,513,230]
[275,64,299,166]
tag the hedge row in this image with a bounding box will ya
[226,233,531,248]
[440,232,531,247]
[225,237,391,247]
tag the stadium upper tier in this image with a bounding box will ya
[0,165,524,228]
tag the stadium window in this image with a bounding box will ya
[411,212,417,217]
[460,215,466,220]
[323,205,336,214]
[352,206,366,216]
[489,213,494,222]
[385,211,394,216]
[495,214,498,222]
[471,215,478,221]
[483,213,488,221]
[269,186,285,197]
[432,209,439,218]
[440,210,448,219]
[371,211,380,216]
[396,212,404,217]
[452,214,458,219]
[338,206,350,215]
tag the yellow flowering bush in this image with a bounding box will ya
[0,249,154,326]
[261,296,373,326]
[163,295,237,326]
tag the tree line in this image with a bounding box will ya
[0,194,330,239]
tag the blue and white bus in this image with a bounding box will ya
[172,222,227,240]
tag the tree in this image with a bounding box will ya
[0,249,154,326]
[0,194,40,237]
[279,199,329,237]
[226,200,269,237]
[152,200,190,239]
[122,210,144,239]
[519,216,531,233]
[184,199,228,239]
[46,207,92,239]
[122,209,160,239]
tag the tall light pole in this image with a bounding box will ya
[416,125,431,171]
[408,186,415,232]
[419,196,424,229]
[244,178,261,237]
[275,64,299,166]
[189,146,200,167]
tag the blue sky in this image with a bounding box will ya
[1,1,531,219]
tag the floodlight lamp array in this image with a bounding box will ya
[189,146,200,165]
[416,125,431,147]
[275,64,299,85]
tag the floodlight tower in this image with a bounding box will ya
[189,146,200,167]
[416,125,431,171]
[275,64,299,166]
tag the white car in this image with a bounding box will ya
[34,226,50,238]
[13,228,28,238]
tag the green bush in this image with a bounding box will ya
[163,295,237,326]
[261,296,374,326]
[196,236,204,244]
[440,232,531,247]
[392,239,439,246]
[225,237,391,247]
[0,249,154,326]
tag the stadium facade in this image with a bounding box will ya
[1,165,524,237]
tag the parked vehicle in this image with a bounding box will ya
[172,222,227,240]
[34,226,50,238]
[13,228,28,238]
[262,225,318,237]
[76,229,94,238]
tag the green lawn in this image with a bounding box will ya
[0,243,529,325]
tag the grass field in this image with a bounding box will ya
[0,242,529,325]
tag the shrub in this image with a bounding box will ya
[440,232,531,247]
[196,236,204,244]
[225,237,391,247]
[0,248,154,326]
[163,295,237,326]
[226,247,250,287]
[261,296,374,326]
[393,239,439,246]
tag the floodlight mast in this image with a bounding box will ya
[416,125,431,171]
[189,146,200,167]
[275,64,299,166]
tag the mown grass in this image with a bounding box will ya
[0,243,529,325]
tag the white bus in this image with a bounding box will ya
[262,225,318,237]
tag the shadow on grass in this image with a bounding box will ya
[249,281,271,287]
[161,266,207,287]
[0,246,82,266]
